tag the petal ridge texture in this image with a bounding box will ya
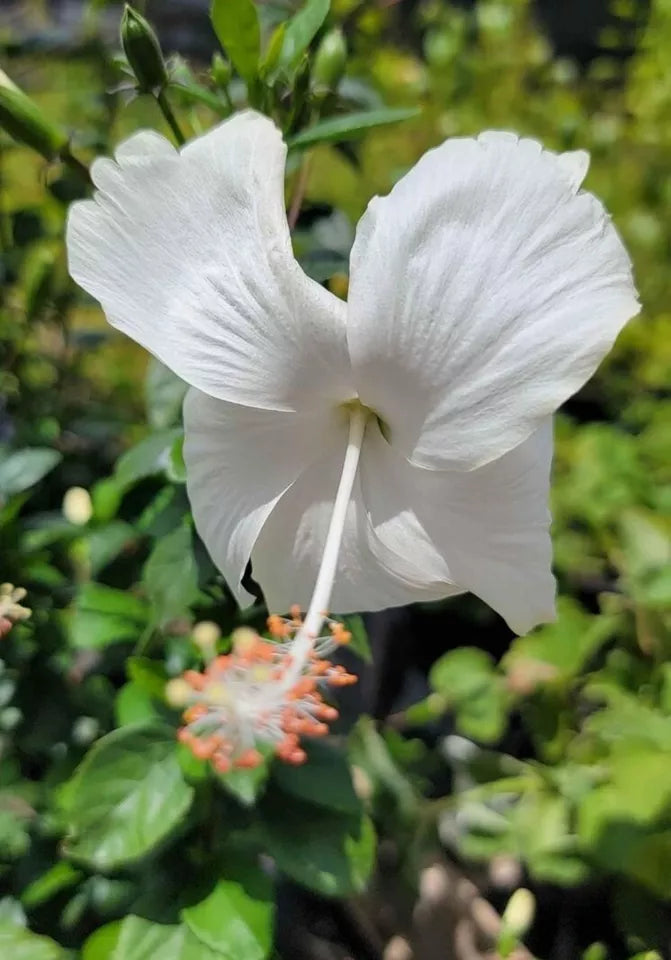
[67,111,352,413]
[347,131,639,470]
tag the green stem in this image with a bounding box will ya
[221,85,234,116]
[155,88,186,146]
[60,147,92,187]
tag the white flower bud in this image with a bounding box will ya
[501,887,535,938]
[191,620,221,653]
[62,486,93,526]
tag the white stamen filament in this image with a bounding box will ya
[282,404,369,688]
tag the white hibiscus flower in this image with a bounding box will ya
[66,111,638,642]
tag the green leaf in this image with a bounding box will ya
[143,523,199,625]
[271,740,361,815]
[145,359,188,430]
[262,795,375,896]
[182,864,273,960]
[89,916,227,959]
[170,81,230,116]
[0,808,31,860]
[430,647,507,743]
[86,521,135,576]
[167,435,187,484]
[287,107,420,149]
[279,0,330,75]
[128,656,169,699]
[217,761,270,807]
[115,683,160,726]
[21,862,82,909]
[70,583,150,650]
[0,448,61,498]
[210,0,260,84]
[115,428,183,491]
[578,746,671,896]
[504,598,619,684]
[0,924,67,960]
[259,23,286,81]
[61,724,194,870]
[82,922,122,960]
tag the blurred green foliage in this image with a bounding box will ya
[1,0,671,957]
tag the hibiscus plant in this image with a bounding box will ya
[0,0,670,958]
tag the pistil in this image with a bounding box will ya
[174,406,369,771]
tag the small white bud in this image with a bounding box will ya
[165,677,192,708]
[501,887,535,938]
[191,620,221,653]
[62,486,93,526]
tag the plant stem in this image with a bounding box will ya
[287,155,312,231]
[283,405,368,686]
[61,147,92,187]
[156,88,185,145]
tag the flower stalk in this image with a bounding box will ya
[284,404,368,684]
[174,406,368,771]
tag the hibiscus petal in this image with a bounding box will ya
[67,111,351,412]
[360,420,556,635]
[183,388,344,605]
[347,131,639,470]
[252,420,461,616]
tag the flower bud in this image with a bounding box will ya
[120,5,168,94]
[211,52,232,88]
[62,486,93,526]
[165,677,192,708]
[0,69,68,161]
[312,29,347,92]
[501,887,535,939]
[191,620,221,655]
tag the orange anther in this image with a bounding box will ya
[183,670,206,690]
[183,704,208,723]
[191,737,218,760]
[235,748,264,769]
[267,614,285,638]
[213,754,232,774]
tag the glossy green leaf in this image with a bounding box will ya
[61,724,194,870]
[114,428,182,491]
[287,107,420,148]
[70,583,150,650]
[279,0,330,74]
[86,521,135,576]
[145,359,188,430]
[271,740,361,815]
[114,682,159,726]
[21,862,82,909]
[210,0,260,84]
[182,864,273,960]
[143,523,199,625]
[0,448,61,498]
[262,794,375,896]
[0,924,67,960]
[86,916,226,960]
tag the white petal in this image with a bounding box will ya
[360,421,556,635]
[347,131,639,470]
[183,388,343,606]
[67,112,351,412]
[252,420,461,616]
